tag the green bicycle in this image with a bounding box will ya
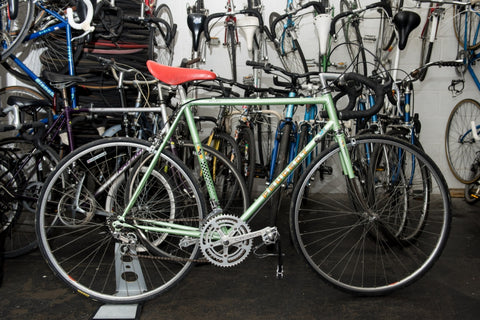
[35,61,452,303]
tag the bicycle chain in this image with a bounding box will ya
[127,252,208,263]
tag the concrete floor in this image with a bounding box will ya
[0,198,479,320]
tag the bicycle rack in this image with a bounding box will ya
[92,244,145,320]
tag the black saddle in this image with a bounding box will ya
[6,96,50,111]
[393,11,421,50]
[187,13,207,52]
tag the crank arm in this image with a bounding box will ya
[227,226,278,246]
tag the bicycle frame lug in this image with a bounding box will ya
[205,208,224,222]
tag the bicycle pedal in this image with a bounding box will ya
[276,265,284,279]
[319,165,333,175]
[209,37,220,46]
[254,164,267,178]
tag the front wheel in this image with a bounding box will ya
[36,137,206,304]
[290,135,451,295]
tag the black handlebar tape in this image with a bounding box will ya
[270,12,289,40]
[330,11,352,36]
[273,76,293,88]
[239,9,264,31]
[338,73,386,120]
[204,12,227,42]
[321,73,387,120]
[301,1,326,14]
[330,1,392,36]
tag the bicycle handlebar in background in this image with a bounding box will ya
[203,9,264,42]
[67,0,95,32]
[270,2,326,40]
[471,121,480,141]
[245,60,389,120]
[330,1,392,37]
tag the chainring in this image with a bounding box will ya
[200,214,252,267]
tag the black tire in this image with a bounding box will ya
[2,2,85,83]
[419,11,434,82]
[339,0,367,75]
[226,23,237,82]
[149,4,174,66]
[202,131,241,171]
[1,0,34,62]
[252,107,274,178]
[464,181,479,204]
[293,122,310,186]
[179,142,249,216]
[0,137,59,258]
[386,127,424,150]
[453,4,480,50]
[236,125,256,197]
[36,137,207,304]
[269,12,309,75]
[290,135,451,295]
[445,99,480,184]
[269,122,292,226]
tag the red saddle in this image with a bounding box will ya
[146,60,216,85]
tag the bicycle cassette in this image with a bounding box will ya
[200,214,252,267]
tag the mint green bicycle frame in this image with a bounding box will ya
[115,76,355,238]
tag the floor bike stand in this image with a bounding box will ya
[91,243,145,320]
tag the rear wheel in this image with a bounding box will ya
[36,137,206,304]
[177,142,249,217]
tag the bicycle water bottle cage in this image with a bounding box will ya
[188,13,207,52]
[393,11,421,50]
[147,60,216,85]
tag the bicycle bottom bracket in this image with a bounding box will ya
[200,214,252,267]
